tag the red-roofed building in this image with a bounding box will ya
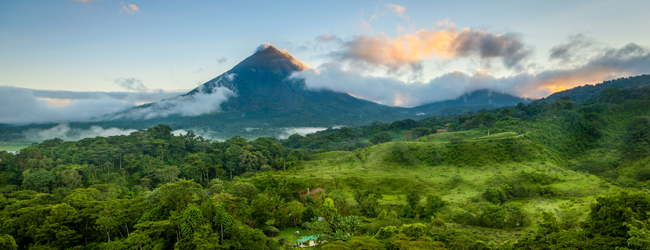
[300,187,325,198]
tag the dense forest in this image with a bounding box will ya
[1,76,650,249]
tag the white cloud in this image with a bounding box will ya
[23,123,136,142]
[112,75,236,119]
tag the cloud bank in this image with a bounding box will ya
[0,87,142,124]
[296,42,650,107]
[111,75,237,120]
[114,87,235,119]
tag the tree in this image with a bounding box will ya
[0,234,18,250]
[223,222,267,250]
[601,87,622,111]
[322,236,386,250]
[213,204,233,243]
[157,180,204,211]
[585,191,650,238]
[22,170,56,193]
[285,201,306,227]
[423,194,447,219]
[126,220,173,250]
[36,203,82,248]
[180,204,205,239]
[251,196,275,227]
[370,133,392,144]
[225,145,243,180]
[229,182,259,202]
[624,117,650,159]
[302,206,316,224]
[477,113,497,136]
[154,165,180,184]
[406,191,421,210]
[448,123,457,132]
[479,204,508,228]
[60,169,82,188]
[500,108,511,118]
[94,199,121,242]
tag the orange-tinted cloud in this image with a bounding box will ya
[338,23,530,71]
[128,4,139,12]
[120,2,140,14]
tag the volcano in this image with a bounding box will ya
[183,44,391,114]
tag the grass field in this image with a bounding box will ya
[273,130,616,243]
[274,227,303,245]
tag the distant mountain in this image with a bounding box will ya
[544,74,650,103]
[412,89,530,114]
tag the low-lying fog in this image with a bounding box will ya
[22,123,341,143]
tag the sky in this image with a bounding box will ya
[1,0,650,124]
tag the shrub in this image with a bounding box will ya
[370,133,392,144]
[398,223,428,238]
[478,204,508,228]
[229,182,259,202]
[262,226,280,237]
[375,226,399,240]
[637,168,650,181]
[624,116,650,159]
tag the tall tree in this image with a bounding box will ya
[624,117,650,159]
[213,204,233,243]
[602,87,622,111]
[477,113,497,136]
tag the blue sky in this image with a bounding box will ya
[1,0,650,123]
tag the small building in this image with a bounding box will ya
[297,235,324,248]
[300,187,325,198]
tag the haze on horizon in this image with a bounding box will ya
[1,0,650,124]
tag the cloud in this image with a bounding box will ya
[114,77,148,92]
[453,29,530,69]
[23,123,136,142]
[549,34,595,63]
[332,24,531,72]
[0,87,183,124]
[317,34,341,43]
[387,4,406,17]
[257,44,274,52]
[295,42,650,107]
[112,74,236,119]
[369,3,409,22]
[128,4,139,12]
[120,2,140,14]
[276,127,341,139]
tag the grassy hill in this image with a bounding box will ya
[276,129,615,243]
